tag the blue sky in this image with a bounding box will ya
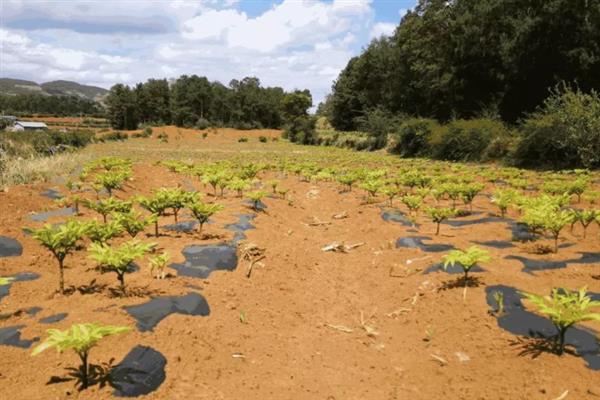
[1,0,417,105]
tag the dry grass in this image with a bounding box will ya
[0,152,93,188]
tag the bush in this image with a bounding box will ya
[0,129,94,157]
[514,86,600,169]
[99,131,128,142]
[238,137,248,143]
[285,116,317,145]
[389,118,439,157]
[258,136,268,143]
[429,119,512,162]
[195,117,211,130]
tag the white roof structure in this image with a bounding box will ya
[15,121,48,129]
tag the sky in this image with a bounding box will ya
[0,0,416,106]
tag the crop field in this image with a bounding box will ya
[0,127,599,399]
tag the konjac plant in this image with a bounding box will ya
[442,246,490,285]
[28,220,88,294]
[246,190,268,211]
[85,220,124,244]
[137,193,170,236]
[521,287,600,355]
[425,206,456,235]
[187,201,224,234]
[32,323,131,389]
[89,240,154,294]
[149,252,170,279]
[491,189,518,218]
[113,210,156,238]
[93,170,131,197]
[401,195,422,216]
[83,198,132,223]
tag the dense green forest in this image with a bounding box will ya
[105,76,313,131]
[324,0,600,129]
[312,0,600,169]
[0,94,103,116]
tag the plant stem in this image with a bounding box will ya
[78,350,89,389]
[435,222,440,235]
[118,271,126,294]
[154,219,159,237]
[58,256,65,294]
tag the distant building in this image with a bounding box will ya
[12,121,48,131]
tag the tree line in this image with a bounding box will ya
[0,94,103,117]
[323,0,600,130]
[105,76,313,131]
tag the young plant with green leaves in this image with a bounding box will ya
[32,323,131,389]
[83,198,132,223]
[442,246,490,284]
[246,190,268,211]
[425,207,456,235]
[521,287,600,355]
[266,179,280,194]
[572,209,598,238]
[149,252,170,279]
[89,240,154,293]
[113,210,156,238]
[381,185,400,207]
[227,178,250,198]
[93,170,131,197]
[28,220,88,294]
[55,195,84,215]
[337,173,359,192]
[491,189,518,218]
[187,201,224,234]
[137,194,171,236]
[460,183,484,212]
[359,179,383,202]
[401,195,422,216]
[0,277,14,286]
[85,220,123,244]
[522,205,572,252]
[157,187,197,223]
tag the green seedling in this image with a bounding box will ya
[187,201,224,234]
[28,220,88,294]
[442,246,490,285]
[89,240,154,293]
[246,190,268,211]
[85,220,123,244]
[137,194,171,236]
[113,210,156,238]
[401,195,422,216]
[83,198,132,223]
[521,287,600,355]
[425,207,456,235]
[93,170,131,197]
[149,252,170,279]
[32,323,131,389]
[492,291,505,315]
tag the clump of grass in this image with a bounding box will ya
[1,152,93,188]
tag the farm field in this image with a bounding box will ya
[0,127,599,399]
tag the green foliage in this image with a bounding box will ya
[491,189,518,217]
[187,201,224,233]
[238,137,248,143]
[246,191,268,211]
[149,252,170,279]
[359,179,383,200]
[155,187,198,222]
[0,277,14,286]
[227,178,250,197]
[113,210,156,238]
[515,86,600,169]
[89,240,154,292]
[401,195,422,215]
[258,135,268,143]
[521,203,572,252]
[425,207,456,235]
[93,170,130,196]
[521,287,600,355]
[28,220,88,294]
[442,245,490,281]
[389,118,439,157]
[137,192,172,236]
[32,323,131,389]
[85,220,123,244]
[83,197,132,223]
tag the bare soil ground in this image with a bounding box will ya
[0,128,598,399]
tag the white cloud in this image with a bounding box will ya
[0,0,387,104]
[369,22,396,39]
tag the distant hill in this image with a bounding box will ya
[0,78,108,101]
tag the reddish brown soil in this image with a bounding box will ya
[0,129,599,399]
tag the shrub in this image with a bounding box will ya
[515,86,600,169]
[32,323,131,389]
[285,116,317,145]
[99,131,128,142]
[429,119,512,162]
[389,118,439,157]
[238,137,248,143]
[113,210,156,238]
[425,207,456,235]
[258,136,268,143]
[195,117,211,130]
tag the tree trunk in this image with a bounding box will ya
[155,220,159,237]
[557,327,566,355]
[435,222,440,235]
[118,272,126,294]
